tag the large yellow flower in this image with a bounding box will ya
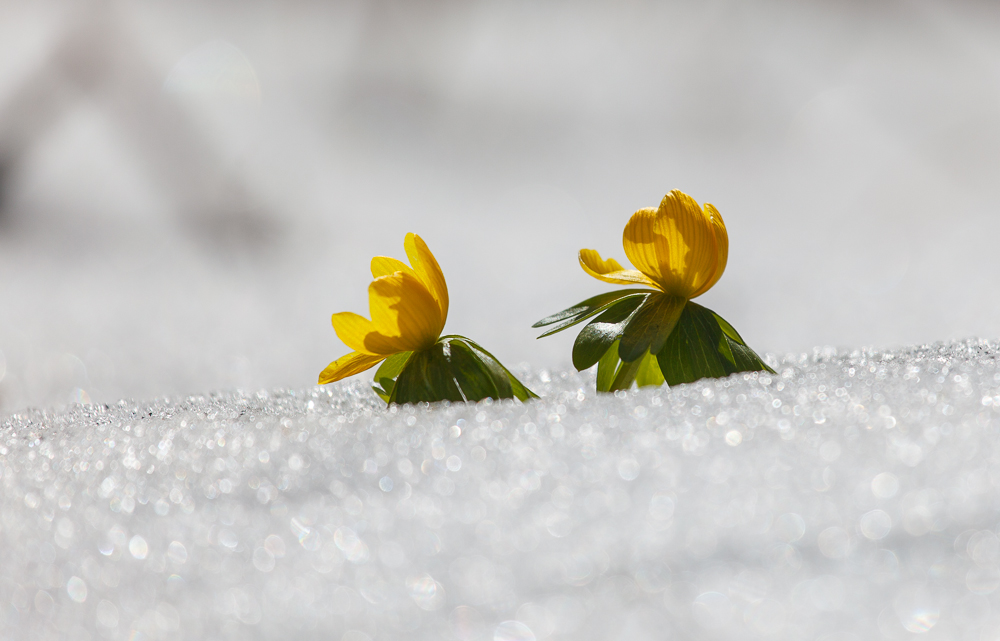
[578,189,728,299]
[533,188,768,394]
[319,233,448,384]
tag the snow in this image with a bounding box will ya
[4,340,1000,640]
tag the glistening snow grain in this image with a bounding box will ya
[2,339,1000,639]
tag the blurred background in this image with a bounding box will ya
[1,0,999,411]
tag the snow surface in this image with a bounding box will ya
[3,340,1000,640]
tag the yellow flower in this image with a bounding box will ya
[318,233,448,384]
[535,188,769,393]
[578,189,728,299]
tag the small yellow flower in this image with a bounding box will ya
[319,233,448,384]
[578,189,728,299]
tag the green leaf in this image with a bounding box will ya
[584,302,770,392]
[713,312,745,344]
[534,289,653,338]
[728,340,771,372]
[533,288,651,327]
[595,341,620,393]
[656,303,729,385]
[391,343,464,404]
[635,351,665,387]
[506,376,538,402]
[610,356,643,391]
[655,302,771,386]
[712,311,776,374]
[382,336,538,406]
[618,294,686,363]
[448,339,507,402]
[457,336,539,401]
[572,295,648,371]
[593,341,662,393]
[711,311,775,372]
[371,351,412,402]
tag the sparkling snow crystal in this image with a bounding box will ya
[4,340,1000,640]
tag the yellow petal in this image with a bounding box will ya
[368,271,444,351]
[318,351,386,384]
[331,312,404,355]
[578,249,659,287]
[404,233,449,323]
[371,256,416,280]
[622,191,719,297]
[688,202,728,298]
[620,207,663,284]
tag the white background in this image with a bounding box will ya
[1,0,999,409]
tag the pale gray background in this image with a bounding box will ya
[1,0,999,410]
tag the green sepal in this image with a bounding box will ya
[655,302,774,386]
[533,289,654,338]
[384,336,538,406]
[572,295,648,371]
[372,351,413,402]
